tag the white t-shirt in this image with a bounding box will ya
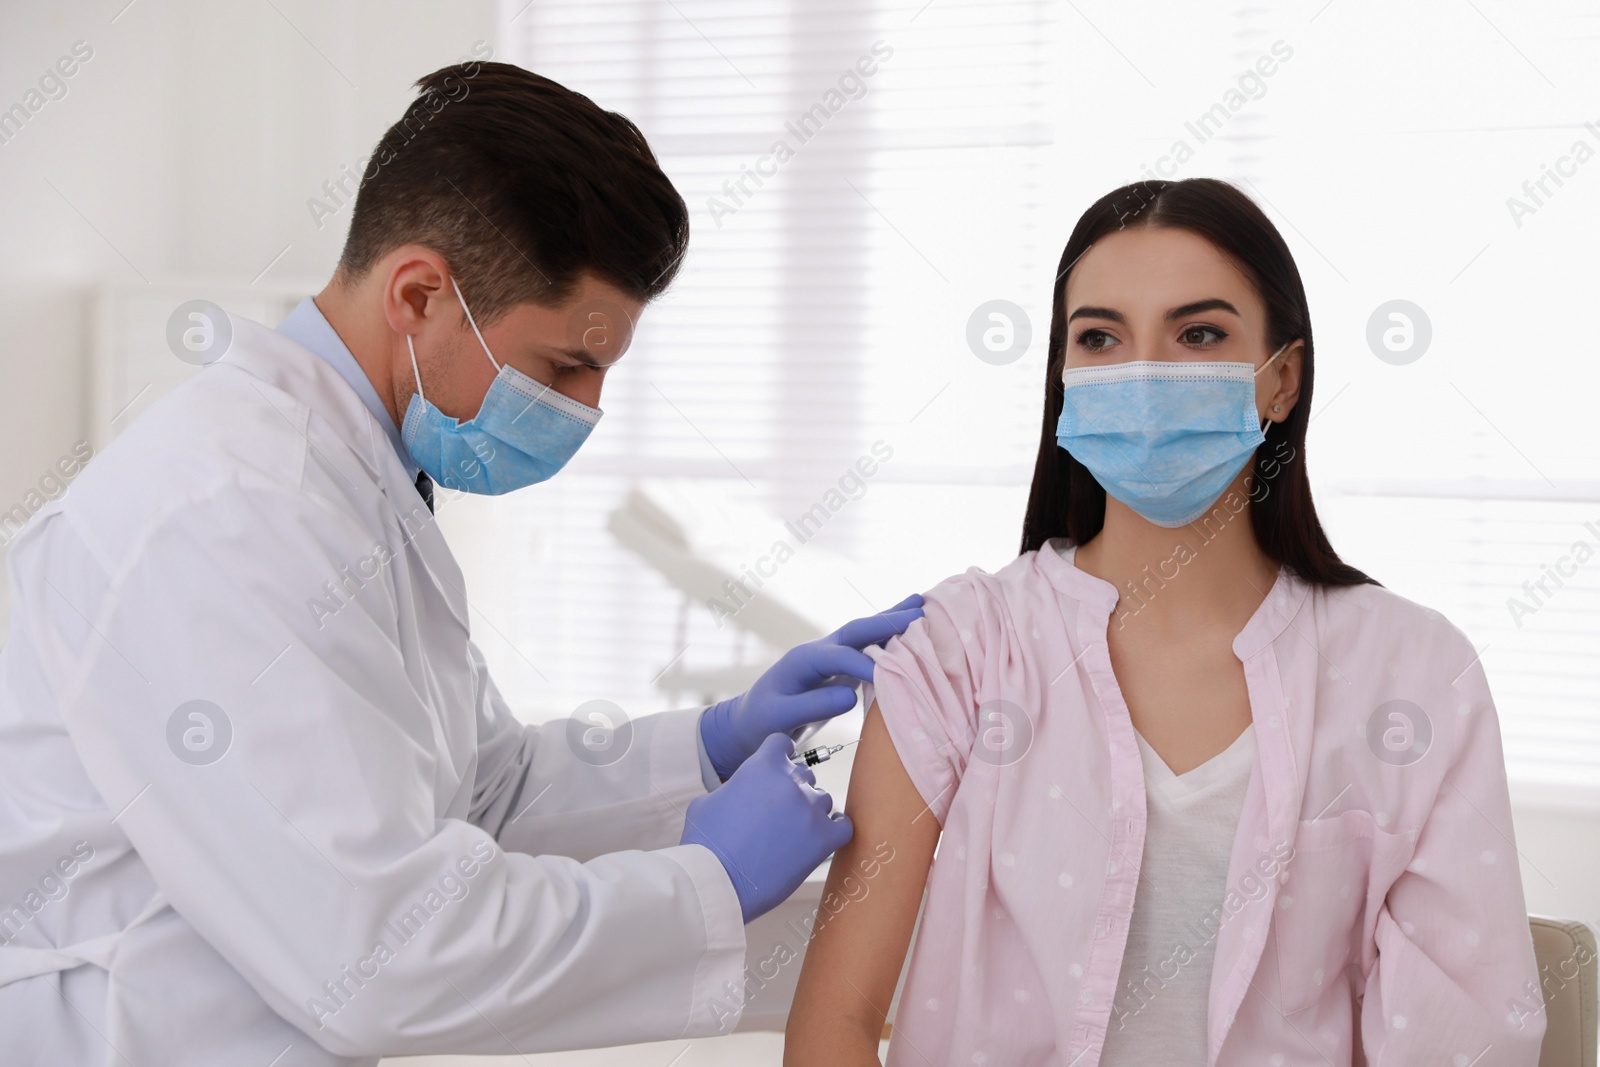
[1098,721,1256,1065]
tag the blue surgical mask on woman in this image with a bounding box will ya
[1054,342,1288,528]
[401,276,603,495]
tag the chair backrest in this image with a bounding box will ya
[1531,914,1598,1067]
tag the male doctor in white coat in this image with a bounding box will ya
[0,62,923,1065]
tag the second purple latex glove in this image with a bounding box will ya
[699,592,924,781]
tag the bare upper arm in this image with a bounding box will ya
[784,699,942,1060]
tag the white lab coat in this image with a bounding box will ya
[0,312,747,1065]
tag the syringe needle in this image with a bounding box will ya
[791,738,861,766]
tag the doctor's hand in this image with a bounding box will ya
[679,733,853,923]
[699,593,924,781]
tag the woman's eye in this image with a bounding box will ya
[1074,328,1114,352]
[1181,325,1227,346]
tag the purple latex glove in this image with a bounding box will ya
[699,593,924,781]
[679,733,853,923]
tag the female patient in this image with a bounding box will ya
[785,178,1545,1066]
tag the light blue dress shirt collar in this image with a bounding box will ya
[276,296,419,480]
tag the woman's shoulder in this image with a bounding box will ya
[913,542,1073,627]
[1313,574,1479,666]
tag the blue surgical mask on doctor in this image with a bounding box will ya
[1054,342,1288,528]
[402,276,603,495]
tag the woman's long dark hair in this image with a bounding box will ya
[1019,177,1378,589]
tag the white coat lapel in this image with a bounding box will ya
[222,313,471,635]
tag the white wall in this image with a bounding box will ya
[0,0,495,575]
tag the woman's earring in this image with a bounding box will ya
[1272,404,1281,412]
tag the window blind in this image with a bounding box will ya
[469,0,1600,800]
[473,0,1063,737]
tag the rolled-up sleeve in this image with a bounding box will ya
[860,571,992,826]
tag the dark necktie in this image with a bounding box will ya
[414,470,434,514]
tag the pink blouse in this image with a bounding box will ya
[860,539,1546,1067]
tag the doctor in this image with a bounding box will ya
[0,61,921,1065]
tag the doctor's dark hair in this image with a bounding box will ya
[336,62,689,321]
[1020,178,1378,588]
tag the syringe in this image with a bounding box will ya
[790,738,859,767]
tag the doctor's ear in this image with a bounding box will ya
[380,246,456,335]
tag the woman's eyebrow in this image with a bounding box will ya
[1066,298,1242,325]
[1164,298,1240,322]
